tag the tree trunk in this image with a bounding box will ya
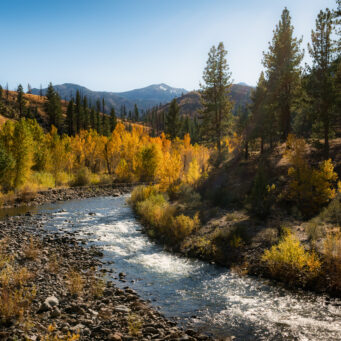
[324,119,329,159]
[244,140,249,160]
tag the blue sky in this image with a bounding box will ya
[0,0,337,92]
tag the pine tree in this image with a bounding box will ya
[75,91,82,133]
[110,107,117,132]
[5,83,9,104]
[66,100,75,136]
[83,96,90,130]
[307,8,337,158]
[0,85,3,99]
[101,98,106,132]
[90,108,96,130]
[165,99,181,139]
[250,72,270,153]
[134,104,139,122]
[263,8,304,141]
[17,84,24,118]
[27,83,32,94]
[44,83,63,132]
[200,42,233,155]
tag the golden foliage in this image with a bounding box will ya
[262,230,321,283]
[131,186,199,241]
[285,134,338,216]
[0,119,210,194]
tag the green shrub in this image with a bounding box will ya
[72,167,91,187]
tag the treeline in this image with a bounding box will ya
[0,82,149,137]
[144,100,201,142]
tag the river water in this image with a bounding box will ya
[4,195,341,340]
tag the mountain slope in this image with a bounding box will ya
[156,84,253,118]
[32,83,188,113]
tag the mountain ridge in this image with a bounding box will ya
[31,83,188,113]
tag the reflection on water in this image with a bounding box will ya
[2,196,341,340]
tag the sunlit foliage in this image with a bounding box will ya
[0,119,210,194]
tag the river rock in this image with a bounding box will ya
[114,305,131,314]
[39,295,59,312]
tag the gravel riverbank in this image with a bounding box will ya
[0,193,216,341]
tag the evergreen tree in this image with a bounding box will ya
[134,104,139,122]
[110,107,117,132]
[200,42,233,155]
[101,99,106,132]
[165,99,181,139]
[0,85,3,99]
[17,84,24,118]
[83,96,90,130]
[96,112,101,134]
[44,82,63,132]
[307,8,337,158]
[27,83,32,94]
[263,8,304,141]
[75,90,82,133]
[90,108,96,130]
[250,72,270,153]
[39,84,43,98]
[66,100,75,136]
[5,83,9,104]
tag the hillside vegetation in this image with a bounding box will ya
[130,3,341,296]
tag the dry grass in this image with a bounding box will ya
[48,254,60,274]
[23,236,40,260]
[66,270,84,296]
[127,313,142,337]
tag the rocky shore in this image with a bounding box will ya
[2,184,133,209]
[0,199,213,340]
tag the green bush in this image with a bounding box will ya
[72,167,92,187]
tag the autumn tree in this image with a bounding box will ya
[200,42,233,157]
[307,8,338,158]
[165,99,181,139]
[263,8,304,141]
[12,119,34,188]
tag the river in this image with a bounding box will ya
[3,195,341,340]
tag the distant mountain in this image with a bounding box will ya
[156,84,254,118]
[31,83,188,113]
